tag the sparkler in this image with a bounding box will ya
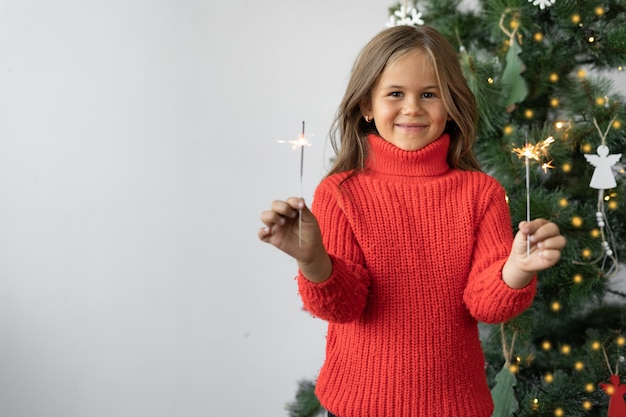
[278,121,311,246]
[512,135,555,255]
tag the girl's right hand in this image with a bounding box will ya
[258,197,332,283]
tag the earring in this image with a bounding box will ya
[365,115,371,123]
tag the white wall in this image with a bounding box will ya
[0,1,623,417]
[0,1,387,417]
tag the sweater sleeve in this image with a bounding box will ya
[463,179,536,324]
[297,178,371,323]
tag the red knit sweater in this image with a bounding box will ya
[297,134,536,417]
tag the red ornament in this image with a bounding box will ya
[600,374,626,417]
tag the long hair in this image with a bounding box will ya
[327,25,481,177]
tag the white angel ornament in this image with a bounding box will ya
[584,145,622,189]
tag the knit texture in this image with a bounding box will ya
[297,133,536,417]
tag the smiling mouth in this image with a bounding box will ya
[397,123,426,128]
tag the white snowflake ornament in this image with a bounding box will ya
[528,0,556,10]
[386,5,424,27]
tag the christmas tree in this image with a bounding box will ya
[287,1,626,416]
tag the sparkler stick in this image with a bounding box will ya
[512,134,554,256]
[278,121,311,246]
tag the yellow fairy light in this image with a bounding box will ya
[561,344,571,354]
[617,336,625,346]
[544,372,554,383]
[534,32,543,42]
[577,68,587,78]
[582,248,592,258]
[551,99,560,108]
[549,73,559,82]
[588,36,596,43]
[574,361,584,371]
[559,198,568,207]
[562,162,571,173]
[595,6,605,16]
[532,398,540,410]
[509,364,519,373]
[503,125,514,135]
[591,228,600,238]
[487,77,494,84]
[542,341,552,351]
[582,143,593,153]
[572,14,581,24]
[583,400,593,411]
[573,274,583,284]
[524,109,534,119]
[510,20,519,29]
[554,407,564,417]
[591,341,601,350]
[608,201,618,210]
[586,382,596,392]
[551,301,561,312]
[596,97,606,106]
[613,120,622,129]
[571,216,583,227]
[606,385,616,395]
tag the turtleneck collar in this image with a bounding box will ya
[365,133,451,177]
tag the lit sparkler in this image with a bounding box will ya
[512,135,555,255]
[278,121,311,245]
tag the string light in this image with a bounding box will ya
[561,344,571,354]
[571,14,581,24]
[549,73,559,82]
[554,407,564,417]
[585,382,596,392]
[503,125,514,135]
[613,120,622,129]
[544,373,554,383]
[573,274,583,284]
[559,198,568,207]
[595,6,605,16]
[582,400,593,410]
[617,336,625,346]
[542,341,552,351]
[571,216,583,227]
[561,162,571,173]
[534,32,543,42]
[551,301,561,312]
[574,361,585,371]
[577,68,587,78]
[532,398,539,411]
[591,341,601,351]
[524,109,534,119]
[582,248,592,258]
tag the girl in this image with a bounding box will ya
[258,25,565,417]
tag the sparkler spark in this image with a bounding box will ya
[512,135,555,256]
[278,121,311,246]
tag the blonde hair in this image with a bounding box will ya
[327,25,481,177]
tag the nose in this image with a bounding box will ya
[402,97,422,115]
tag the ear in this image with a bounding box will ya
[359,98,372,120]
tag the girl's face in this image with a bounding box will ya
[362,49,449,151]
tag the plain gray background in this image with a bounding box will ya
[0,1,623,417]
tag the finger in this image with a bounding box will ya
[259,209,287,228]
[270,199,300,219]
[258,226,272,241]
[531,222,562,244]
[537,235,567,251]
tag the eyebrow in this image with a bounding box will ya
[381,84,440,90]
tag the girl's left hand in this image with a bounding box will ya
[513,219,566,271]
[502,219,566,289]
